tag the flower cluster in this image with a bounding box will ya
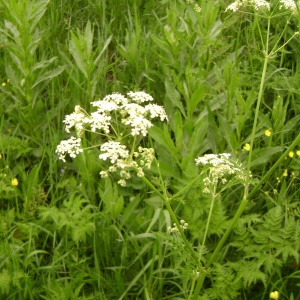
[55,137,83,162]
[99,146,155,186]
[56,92,167,185]
[186,0,201,12]
[225,0,270,12]
[279,0,298,12]
[195,153,247,193]
[168,220,188,233]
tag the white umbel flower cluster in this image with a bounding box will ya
[99,141,129,163]
[225,0,270,12]
[195,153,247,193]
[99,146,155,186]
[56,91,166,186]
[279,0,298,12]
[55,137,83,162]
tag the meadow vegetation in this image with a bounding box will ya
[0,0,300,299]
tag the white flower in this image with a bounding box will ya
[135,147,155,168]
[137,167,145,177]
[225,0,270,12]
[195,153,247,188]
[122,103,146,116]
[91,100,119,113]
[99,141,129,163]
[55,137,83,162]
[118,179,127,186]
[90,111,111,132]
[63,110,90,134]
[145,104,169,121]
[195,153,232,166]
[279,0,297,12]
[103,93,128,105]
[122,115,153,136]
[100,170,109,178]
[127,91,153,103]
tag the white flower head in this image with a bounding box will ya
[91,100,119,113]
[55,137,83,162]
[127,91,154,103]
[90,111,111,133]
[279,0,297,12]
[145,104,169,121]
[99,141,129,163]
[122,114,153,136]
[225,0,270,12]
[63,108,90,134]
[103,93,128,105]
[195,153,246,190]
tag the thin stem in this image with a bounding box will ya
[192,17,272,300]
[201,183,217,247]
[246,16,270,181]
[140,176,201,266]
[173,172,203,199]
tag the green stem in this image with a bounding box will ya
[140,176,200,266]
[173,172,203,199]
[192,18,272,300]
[202,183,217,247]
[246,17,270,181]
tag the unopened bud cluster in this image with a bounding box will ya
[168,220,188,233]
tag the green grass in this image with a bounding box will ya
[1,0,300,299]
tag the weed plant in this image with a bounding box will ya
[1,0,300,299]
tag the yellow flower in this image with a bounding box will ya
[243,143,250,151]
[296,150,300,157]
[283,170,288,177]
[270,291,279,299]
[264,129,271,137]
[11,178,18,186]
[289,151,294,158]
[0,154,2,159]
[1,82,6,87]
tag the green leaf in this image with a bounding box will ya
[165,78,186,117]
[148,124,180,164]
[32,57,57,71]
[32,65,65,88]
[250,147,284,167]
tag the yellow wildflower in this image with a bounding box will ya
[0,154,2,159]
[243,143,250,151]
[11,178,18,186]
[1,82,6,87]
[283,170,288,177]
[270,291,279,299]
[289,151,294,158]
[296,150,300,157]
[264,129,271,137]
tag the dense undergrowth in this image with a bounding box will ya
[1,0,300,299]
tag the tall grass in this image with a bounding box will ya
[1,0,300,299]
